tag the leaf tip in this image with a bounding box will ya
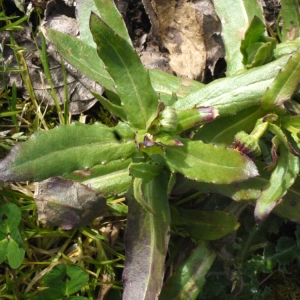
[254,197,282,223]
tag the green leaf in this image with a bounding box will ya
[273,177,300,222]
[194,161,270,201]
[64,159,132,196]
[274,37,300,58]
[76,0,131,48]
[123,174,170,300]
[191,165,300,223]
[0,233,8,264]
[172,54,291,116]
[0,203,21,231]
[268,123,296,150]
[280,0,300,42]
[165,139,259,184]
[241,16,276,69]
[154,132,183,147]
[149,69,204,104]
[281,115,300,144]
[7,228,25,269]
[245,41,276,69]
[41,27,204,100]
[45,265,88,295]
[241,16,266,55]
[133,178,156,215]
[194,107,266,146]
[275,237,298,272]
[0,203,25,268]
[261,49,300,111]
[34,290,67,300]
[34,264,89,299]
[92,0,131,44]
[0,122,136,182]
[212,0,265,75]
[90,13,158,130]
[159,242,216,300]
[171,207,239,240]
[148,105,178,134]
[90,90,127,121]
[76,0,96,47]
[254,143,299,222]
[0,111,22,118]
[175,106,219,134]
[129,163,162,181]
[41,27,115,92]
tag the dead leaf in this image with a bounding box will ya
[195,0,225,76]
[96,274,114,300]
[142,0,224,80]
[139,49,172,73]
[144,0,206,80]
[34,177,107,230]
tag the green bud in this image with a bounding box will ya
[175,106,219,134]
[234,131,262,158]
[159,107,178,132]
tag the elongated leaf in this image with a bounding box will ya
[76,0,96,47]
[133,178,156,214]
[274,38,300,58]
[149,69,204,103]
[90,13,158,130]
[165,139,258,184]
[274,176,300,222]
[191,163,300,223]
[93,0,131,44]
[268,123,298,152]
[254,143,299,222]
[159,242,216,300]
[129,162,162,181]
[42,27,204,100]
[171,207,239,240]
[175,106,219,134]
[90,90,127,120]
[261,49,300,111]
[281,115,300,144]
[212,0,264,75]
[77,0,131,48]
[173,54,290,116]
[0,111,22,117]
[41,27,115,91]
[194,107,266,146]
[123,174,170,300]
[0,122,135,182]
[64,159,131,196]
[194,161,270,201]
[280,0,300,42]
[154,132,183,147]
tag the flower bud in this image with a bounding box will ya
[234,131,262,158]
[159,107,178,132]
